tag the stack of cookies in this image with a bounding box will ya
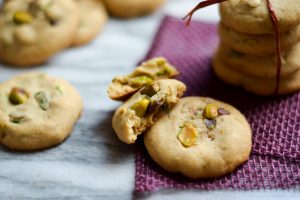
[212,0,300,96]
[108,57,252,179]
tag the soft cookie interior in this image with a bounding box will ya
[107,57,179,101]
[112,79,186,144]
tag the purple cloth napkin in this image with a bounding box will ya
[135,16,300,192]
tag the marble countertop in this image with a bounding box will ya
[0,0,299,199]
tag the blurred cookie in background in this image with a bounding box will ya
[102,0,166,19]
[72,0,108,47]
[0,0,79,67]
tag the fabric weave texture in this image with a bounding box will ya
[135,16,300,192]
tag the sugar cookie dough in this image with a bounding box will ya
[112,79,186,144]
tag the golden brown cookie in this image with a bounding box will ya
[217,42,300,79]
[0,73,83,151]
[144,97,252,179]
[219,23,300,55]
[0,0,79,67]
[220,0,300,34]
[102,0,166,19]
[112,79,186,144]
[107,57,179,101]
[212,53,300,96]
[72,0,108,47]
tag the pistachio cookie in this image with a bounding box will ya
[220,0,300,34]
[213,54,300,96]
[0,0,79,66]
[108,57,179,101]
[0,73,83,151]
[72,0,108,46]
[144,97,252,179]
[112,79,186,144]
[219,23,300,55]
[217,42,300,78]
[102,0,166,19]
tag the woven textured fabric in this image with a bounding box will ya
[135,16,300,192]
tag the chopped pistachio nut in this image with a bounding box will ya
[130,98,150,118]
[204,119,217,130]
[9,112,25,124]
[35,91,51,110]
[13,11,33,24]
[218,108,230,116]
[129,76,153,87]
[9,87,29,105]
[55,86,63,95]
[177,123,198,147]
[156,65,174,76]
[140,86,157,97]
[156,58,166,66]
[204,104,219,119]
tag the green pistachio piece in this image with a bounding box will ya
[55,86,63,95]
[177,123,198,147]
[130,98,150,118]
[204,119,217,130]
[156,58,166,66]
[204,104,219,119]
[9,112,25,124]
[156,65,175,76]
[140,86,157,97]
[218,108,230,116]
[13,11,33,24]
[35,91,51,111]
[129,76,153,87]
[156,70,167,76]
[9,87,29,105]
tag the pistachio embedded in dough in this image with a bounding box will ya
[129,76,153,87]
[13,11,33,24]
[35,91,51,110]
[218,108,230,116]
[177,123,198,147]
[107,57,179,100]
[140,86,157,97]
[204,104,219,119]
[204,118,217,130]
[55,86,64,95]
[130,98,150,118]
[9,112,26,124]
[9,87,29,105]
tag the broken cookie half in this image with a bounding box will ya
[112,79,186,144]
[107,57,179,101]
